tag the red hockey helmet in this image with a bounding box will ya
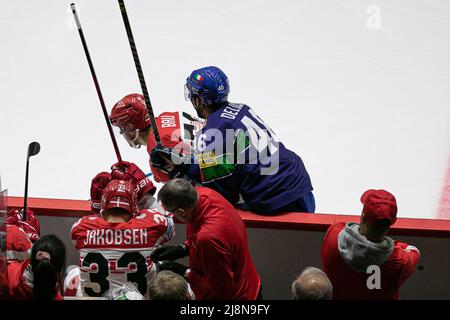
[90,172,112,215]
[6,209,41,242]
[101,179,137,216]
[110,94,151,130]
[110,94,152,148]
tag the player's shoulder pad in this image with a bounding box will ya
[6,225,32,251]
[134,209,172,230]
[158,111,179,118]
[215,103,247,122]
[70,214,100,236]
[134,208,165,220]
[156,111,180,129]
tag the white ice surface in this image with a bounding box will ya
[0,0,449,218]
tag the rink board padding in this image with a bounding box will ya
[7,196,450,237]
[6,196,450,299]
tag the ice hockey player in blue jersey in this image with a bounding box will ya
[150,66,315,215]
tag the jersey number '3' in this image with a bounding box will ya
[82,251,148,297]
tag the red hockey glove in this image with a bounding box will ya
[111,161,156,200]
[90,172,111,214]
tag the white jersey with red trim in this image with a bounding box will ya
[70,209,174,298]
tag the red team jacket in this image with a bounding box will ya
[71,209,174,297]
[321,222,420,300]
[6,225,32,263]
[185,187,261,300]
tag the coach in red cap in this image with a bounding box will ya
[321,189,420,299]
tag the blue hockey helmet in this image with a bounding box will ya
[185,66,230,106]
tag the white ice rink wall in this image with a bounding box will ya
[0,0,449,219]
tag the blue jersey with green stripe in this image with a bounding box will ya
[187,103,313,213]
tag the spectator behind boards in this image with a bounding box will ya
[151,179,261,300]
[148,270,195,300]
[292,267,332,300]
[321,189,420,299]
[8,234,66,300]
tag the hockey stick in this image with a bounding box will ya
[71,3,124,166]
[23,142,40,221]
[117,0,161,145]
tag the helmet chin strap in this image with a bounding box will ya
[128,141,141,149]
[124,128,141,149]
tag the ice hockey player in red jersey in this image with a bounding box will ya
[109,93,203,182]
[65,167,157,298]
[6,225,32,264]
[8,234,66,300]
[90,164,157,212]
[5,209,38,272]
[70,179,174,298]
[110,161,157,210]
[6,208,40,242]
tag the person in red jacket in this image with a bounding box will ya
[8,234,66,300]
[151,178,261,300]
[321,189,420,300]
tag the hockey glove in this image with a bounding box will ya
[111,161,156,200]
[90,172,111,215]
[151,244,189,262]
[150,146,189,179]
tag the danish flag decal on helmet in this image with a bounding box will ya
[101,179,137,215]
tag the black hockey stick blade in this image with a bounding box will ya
[27,141,40,158]
[23,141,40,220]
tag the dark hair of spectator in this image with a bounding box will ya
[30,234,66,300]
[372,218,391,230]
[157,179,198,211]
